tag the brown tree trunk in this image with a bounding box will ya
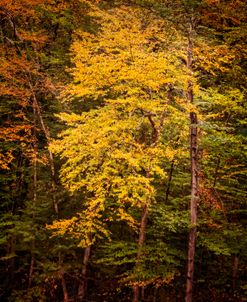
[60,270,69,302]
[165,160,175,203]
[152,286,158,302]
[165,136,180,204]
[141,287,145,300]
[29,80,59,215]
[29,80,70,300]
[28,104,38,289]
[28,255,35,289]
[185,20,198,302]
[78,246,91,301]
[133,203,148,302]
[232,254,239,293]
[185,98,198,302]
[132,97,166,302]
[59,253,69,302]
[7,236,16,285]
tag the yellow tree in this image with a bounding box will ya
[50,5,190,301]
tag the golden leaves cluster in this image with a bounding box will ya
[50,5,190,244]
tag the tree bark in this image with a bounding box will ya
[132,97,165,302]
[28,103,38,289]
[59,253,69,302]
[165,160,175,203]
[28,255,35,289]
[152,286,158,302]
[77,246,91,301]
[133,203,148,302]
[29,80,69,300]
[185,97,198,302]
[232,254,239,293]
[29,80,59,215]
[185,20,198,302]
[7,236,16,286]
[60,270,69,302]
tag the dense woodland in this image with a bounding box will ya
[0,0,246,301]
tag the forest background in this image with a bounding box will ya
[0,0,246,301]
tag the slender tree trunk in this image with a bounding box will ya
[59,253,69,302]
[60,270,69,302]
[232,254,239,293]
[28,254,35,289]
[132,103,165,302]
[28,169,37,289]
[185,20,198,302]
[165,135,180,204]
[28,104,38,289]
[7,236,16,285]
[165,159,175,203]
[185,103,198,302]
[152,286,158,302]
[141,287,145,300]
[28,80,70,300]
[133,203,148,302]
[28,80,59,215]
[78,246,91,301]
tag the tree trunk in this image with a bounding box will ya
[133,203,148,302]
[59,253,69,302]
[78,246,91,301]
[28,255,35,289]
[141,287,145,300]
[28,104,38,289]
[29,80,59,215]
[185,112,198,302]
[7,236,16,286]
[60,270,69,302]
[29,81,70,300]
[152,286,158,302]
[185,20,198,302]
[132,93,165,302]
[232,254,239,293]
[165,159,175,203]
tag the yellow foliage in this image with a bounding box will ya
[65,5,188,100]
[50,5,190,243]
